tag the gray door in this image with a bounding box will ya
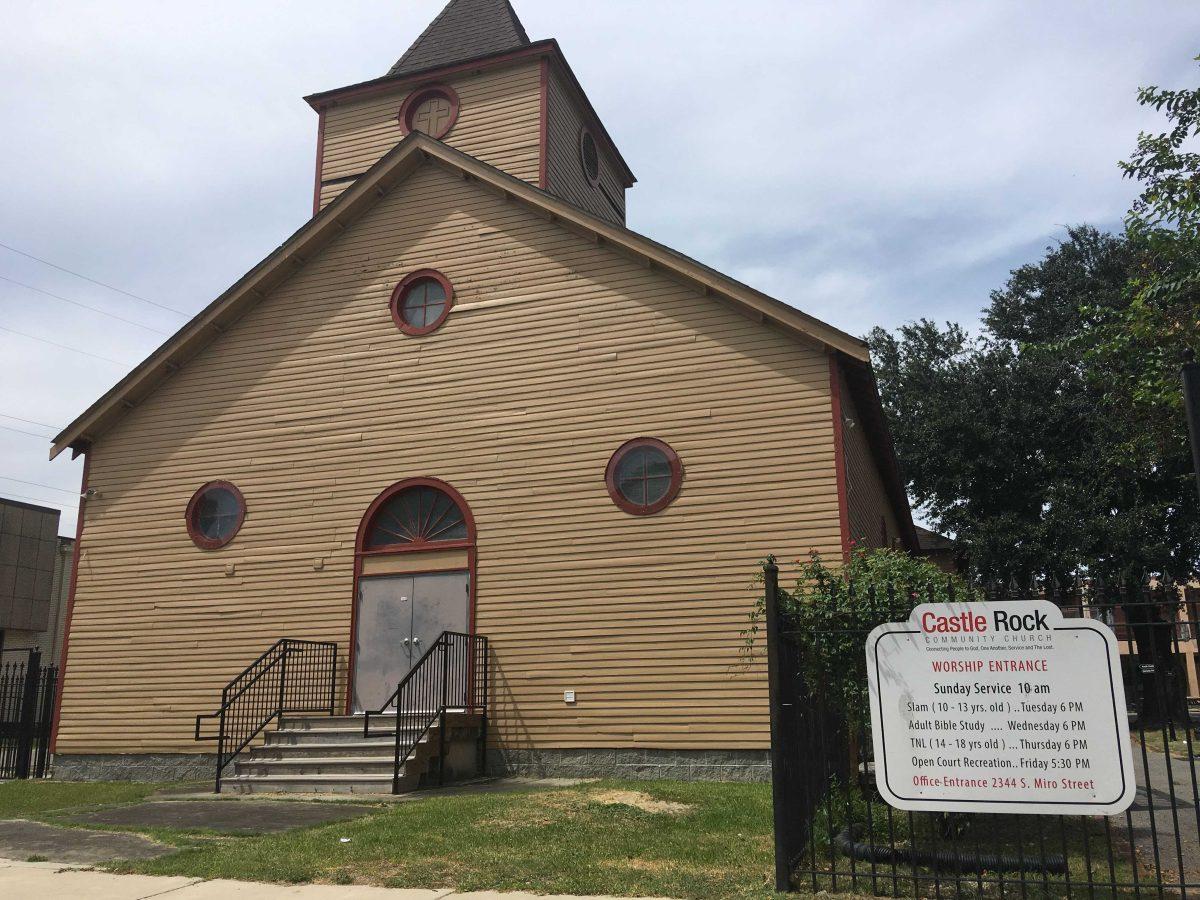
[352,570,469,713]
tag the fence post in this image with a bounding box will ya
[15,649,41,780]
[34,666,57,778]
[764,560,794,892]
[329,645,339,715]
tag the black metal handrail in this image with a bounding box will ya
[363,631,488,794]
[195,638,337,792]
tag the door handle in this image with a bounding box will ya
[413,637,422,645]
[403,638,410,646]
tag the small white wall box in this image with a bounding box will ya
[563,690,577,704]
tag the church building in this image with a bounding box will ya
[48,0,916,788]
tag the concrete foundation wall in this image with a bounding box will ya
[487,748,771,782]
[52,748,770,784]
[53,753,216,783]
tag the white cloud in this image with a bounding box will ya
[1,0,1198,533]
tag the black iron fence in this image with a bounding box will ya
[194,638,338,792]
[0,648,57,779]
[764,563,1200,896]
[363,631,489,794]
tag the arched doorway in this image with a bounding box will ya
[349,478,476,713]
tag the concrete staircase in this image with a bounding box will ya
[220,712,485,794]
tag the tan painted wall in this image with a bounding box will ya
[840,370,901,550]
[58,161,843,755]
[545,66,626,225]
[319,59,542,209]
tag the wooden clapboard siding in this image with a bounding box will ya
[318,60,542,209]
[840,368,901,549]
[57,161,841,755]
[545,66,625,224]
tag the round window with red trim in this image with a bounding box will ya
[390,270,454,336]
[605,438,683,516]
[186,481,246,550]
[398,84,460,140]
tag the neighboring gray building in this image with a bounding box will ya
[0,498,74,666]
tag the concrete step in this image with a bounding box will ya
[221,773,412,795]
[234,756,400,777]
[266,727,423,746]
[252,740,408,760]
[279,715,395,730]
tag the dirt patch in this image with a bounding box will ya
[605,857,673,873]
[483,787,692,830]
[590,790,693,815]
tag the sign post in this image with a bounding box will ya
[866,600,1135,816]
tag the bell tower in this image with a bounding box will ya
[305,0,636,224]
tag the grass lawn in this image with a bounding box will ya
[0,780,162,819]
[107,780,778,898]
[0,777,1144,899]
[1134,729,1200,761]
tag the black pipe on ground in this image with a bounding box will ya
[835,825,1068,875]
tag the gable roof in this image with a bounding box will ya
[50,132,869,460]
[388,0,530,77]
[914,525,955,553]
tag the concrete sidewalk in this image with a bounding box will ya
[0,858,669,900]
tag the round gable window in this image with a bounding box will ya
[390,269,454,336]
[579,129,600,186]
[186,481,246,550]
[398,84,460,140]
[605,438,683,516]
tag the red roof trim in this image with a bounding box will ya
[49,449,89,754]
[829,355,852,563]
[538,57,549,190]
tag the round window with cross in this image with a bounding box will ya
[398,85,460,140]
[605,438,684,516]
[390,269,455,336]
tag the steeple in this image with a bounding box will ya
[307,0,635,223]
[388,0,530,77]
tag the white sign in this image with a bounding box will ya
[866,600,1135,816]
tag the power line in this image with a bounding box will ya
[0,474,78,496]
[0,489,75,511]
[0,422,55,439]
[0,241,189,317]
[0,412,62,430]
[0,274,170,335]
[0,324,130,366]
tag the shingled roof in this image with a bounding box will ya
[388,0,530,77]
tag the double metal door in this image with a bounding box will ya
[352,571,469,713]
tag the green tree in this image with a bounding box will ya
[1085,54,1200,471]
[867,227,1194,582]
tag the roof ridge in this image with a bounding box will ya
[388,0,530,78]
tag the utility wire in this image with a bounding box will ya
[0,240,189,317]
[0,324,129,366]
[0,412,62,430]
[0,422,54,439]
[0,474,77,496]
[0,274,170,335]
[0,489,74,510]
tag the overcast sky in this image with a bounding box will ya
[2,0,1198,536]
